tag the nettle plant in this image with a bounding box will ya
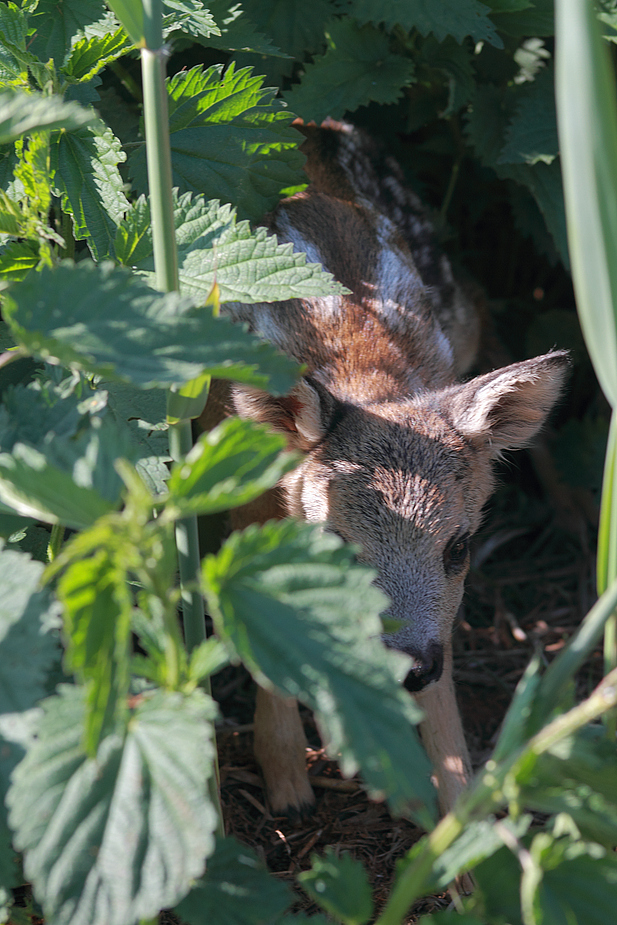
[1,2,617,925]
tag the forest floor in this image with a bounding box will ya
[211,459,599,923]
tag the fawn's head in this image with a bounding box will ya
[233,350,569,691]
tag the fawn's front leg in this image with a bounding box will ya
[415,640,471,815]
[254,686,316,820]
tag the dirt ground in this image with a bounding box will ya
[211,454,599,922]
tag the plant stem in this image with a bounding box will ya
[47,522,65,562]
[140,0,223,837]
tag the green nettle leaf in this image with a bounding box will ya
[175,836,292,925]
[101,380,170,496]
[526,835,617,925]
[283,20,416,125]
[0,1,28,55]
[490,0,554,37]
[349,0,502,45]
[203,520,437,823]
[57,550,133,752]
[164,417,296,518]
[0,377,134,529]
[0,547,60,715]
[515,725,617,846]
[50,121,130,261]
[7,686,218,925]
[298,848,373,925]
[162,0,220,40]
[198,0,283,56]
[3,260,299,393]
[498,66,558,165]
[128,63,306,223]
[105,0,143,45]
[0,91,96,145]
[116,192,346,304]
[238,0,330,58]
[0,439,118,529]
[62,28,134,82]
[0,240,40,281]
[28,0,111,64]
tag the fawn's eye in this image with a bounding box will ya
[443,533,470,575]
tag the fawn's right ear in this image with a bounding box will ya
[232,378,337,450]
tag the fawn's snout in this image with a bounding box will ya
[399,641,445,691]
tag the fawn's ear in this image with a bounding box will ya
[232,377,337,450]
[444,350,570,455]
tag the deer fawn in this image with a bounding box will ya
[203,120,569,820]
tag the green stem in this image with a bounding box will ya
[168,420,207,653]
[47,522,65,562]
[140,0,223,839]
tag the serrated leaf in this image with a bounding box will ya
[204,0,284,56]
[50,121,130,260]
[164,417,296,518]
[0,2,28,54]
[0,440,118,529]
[7,685,218,925]
[100,380,170,496]
[0,547,60,715]
[129,63,306,223]
[527,835,617,925]
[62,28,134,82]
[175,836,292,925]
[162,0,220,40]
[4,260,299,393]
[0,91,95,145]
[298,849,373,925]
[203,520,437,823]
[351,0,502,46]
[116,192,346,304]
[28,0,112,64]
[515,725,617,846]
[0,240,39,282]
[499,66,558,165]
[57,549,133,752]
[284,20,415,125]
[238,0,330,58]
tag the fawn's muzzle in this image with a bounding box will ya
[400,641,444,692]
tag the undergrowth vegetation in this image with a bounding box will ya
[0,1,616,924]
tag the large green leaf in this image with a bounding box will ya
[238,0,330,57]
[198,0,283,56]
[175,837,292,925]
[164,417,296,518]
[203,520,436,823]
[0,547,60,716]
[116,192,346,303]
[514,725,617,846]
[57,549,133,752]
[283,20,416,125]
[162,0,220,41]
[8,686,218,925]
[129,63,306,223]
[298,848,373,925]
[62,29,134,82]
[498,65,558,165]
[3,260,299,393]
[0,90,95,145]
[27,0,110,64]
[50,122,130,261]
[0,439,119,529]
[350,0,502,46]
[525,835,617,925]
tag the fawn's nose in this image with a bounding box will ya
[400,642,444,692]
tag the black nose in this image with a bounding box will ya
[401,642,444,692]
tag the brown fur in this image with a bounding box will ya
[201,122,569,821]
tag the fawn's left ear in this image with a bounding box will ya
[231,377,337,451]
[443,350,570,455]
